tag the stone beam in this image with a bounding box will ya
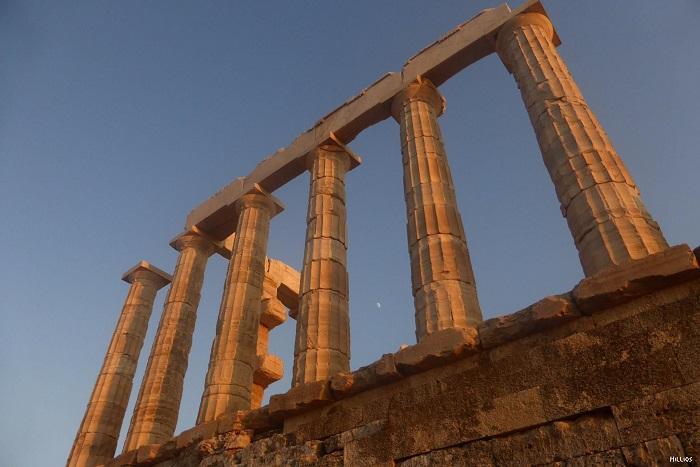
[185,0,554,241]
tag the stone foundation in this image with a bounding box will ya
[102,245,700,466]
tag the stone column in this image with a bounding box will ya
[197,185,283,423]
[68,262,171,467]
[391,78,482,342]
[122,230,217,452]
[292,142,360,385]
[496,13,668,276]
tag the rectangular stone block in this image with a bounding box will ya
[174,420,218,450]
[254,354,284,387]
[330,353,402,399]
[343,423,393,467]
[612,383,700,445]
[269,379,334,419]
[398,440,494,466]
[216,411,242,435]
[395,327,479,375]
[388,384,548,460]
[538,322,687,421]
[135,443,166,464]
[104,449,137,467]
[621,435,688,466]
[573,244,700,313]
[486,411,621,466]
[479,294,581,349]
[545,449,627,466]
[679,429,700,460]
[260,298,286,329]
[242,406,282,432]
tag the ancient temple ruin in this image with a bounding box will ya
[68,1,700,466]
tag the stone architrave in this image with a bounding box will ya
[67,262,171,467]
[292,141,360,385]
[391,78,482,342]
[197,185,283,423]
[122,230,217,452]
[496,12,668,276]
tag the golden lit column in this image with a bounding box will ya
[292,142,360,385]
[391,78,482,342]
[68,262,171,467]
[122,230,217,451]
[197,185,283,423]
[496,13,668,276]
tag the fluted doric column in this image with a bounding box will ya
[496,13,668,276]
[122,230,217,452]
[197,185,283,423]
[293,142,360,385]
[68,262,171,467]
[391,78,482,342]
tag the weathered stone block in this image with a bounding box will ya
[105,449,137,466]
[612,383,700,444]
[215,411,242,435]
[573,244,700,313]
[679,429,700,460]
[343,424,393,467]
[317,451,344,467]
[479,294,581,349]
[174,421,218,450]
[242,406,281,432]
[135,443,162,464]
[398,441,494,466]
[538,320,687,420]
[253,354,284,387]
[330,353,402,398]
[621,435,687,465]
[259,297,286,329]
[269,379,334,418]
[395,327,479,375]
[388,384,548,460]
[488,411,621,465]
[544,449,627,466]
[225,430,253,450]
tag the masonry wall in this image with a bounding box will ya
[106,247,700,467]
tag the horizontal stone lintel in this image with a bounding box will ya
[185,0,555,240]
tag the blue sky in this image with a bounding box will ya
[1,1,699,465]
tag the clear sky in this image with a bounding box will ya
[1,1,699,465]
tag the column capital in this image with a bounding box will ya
[496,12,556,72]
[305,137,362,173]
[121,260,172,289]
[234,184,284,219]
[169,227,219,256]
[391,77,445,121]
